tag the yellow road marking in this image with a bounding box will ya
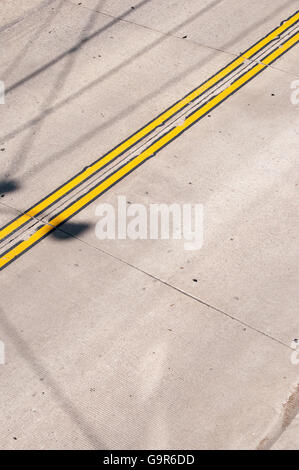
[1,31,298,270]
[1,11,298,241]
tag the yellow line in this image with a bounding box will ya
[1,32,298,271]
[1,11,298,241]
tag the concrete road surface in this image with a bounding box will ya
[0,0,299,450]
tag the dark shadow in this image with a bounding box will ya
[0,179,20,195]
[51,222,91,240]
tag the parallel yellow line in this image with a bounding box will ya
[1,32,298,271]
[1,11,298,241]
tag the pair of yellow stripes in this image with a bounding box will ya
[0,12,299,270]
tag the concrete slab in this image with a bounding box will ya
[0,231,298,450]
[0,0,234,214]
[54,64,299,347]
[0,0,55,32]
[0,0,298,451]
[272,413,299,450]
[80,0,299,76]
[0,202,22,227]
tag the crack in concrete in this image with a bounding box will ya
[257,383,299,450]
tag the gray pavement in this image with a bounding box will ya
[0,0,298,450]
